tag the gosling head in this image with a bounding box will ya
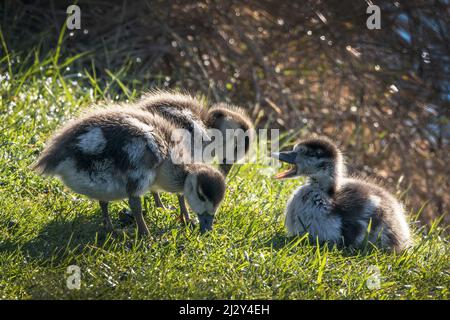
[272,136,343,180]
[184,165,226,233]
[206,103,254,175]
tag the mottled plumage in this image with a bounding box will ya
[33,106,226,235]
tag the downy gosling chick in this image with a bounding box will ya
[137,91,254,175]
[272,136,411,252]
[135,91,253,222]
[33,107,226,235]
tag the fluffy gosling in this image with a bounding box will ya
[272,136,411,252]
[33,107,226,235]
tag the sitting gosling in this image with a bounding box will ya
[33,107,226,235]
[135,91,253,222]
[272,136,411,252]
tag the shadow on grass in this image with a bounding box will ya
[0,213,122,261]
[6,216,103,259]
[0,206,188,263]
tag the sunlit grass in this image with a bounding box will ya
[0,47,448,300]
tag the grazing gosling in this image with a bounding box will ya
[272,136,411,252]
[135,91,253,221]
[33,107,226,235]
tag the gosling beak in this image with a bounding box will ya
[197,213,214,234]
[219,163,233,177]
[272,151,297,164]
[271,151,299,180]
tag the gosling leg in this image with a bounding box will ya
[99,201,114,233]
[152,192,165,210]
[129,196,150,237]
[177,195,191,223]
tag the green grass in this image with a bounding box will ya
[0,46,448,300]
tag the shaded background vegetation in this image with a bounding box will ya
[1,0,449,225]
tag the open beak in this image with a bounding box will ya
[197,213,214,234]
[271,151,298,180]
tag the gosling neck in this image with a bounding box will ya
[154,160,188,193]
[308,163,344,196]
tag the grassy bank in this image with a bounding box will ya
[0,47,448,300]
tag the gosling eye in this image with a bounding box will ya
[317,161,328,169]
[305,148,323,158]
[314,150,324,157]
[198,192,206,202]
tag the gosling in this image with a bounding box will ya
[137,91,254,174]
[33,107,226,235]
[272,136,411,252]
[135,91,253,221]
